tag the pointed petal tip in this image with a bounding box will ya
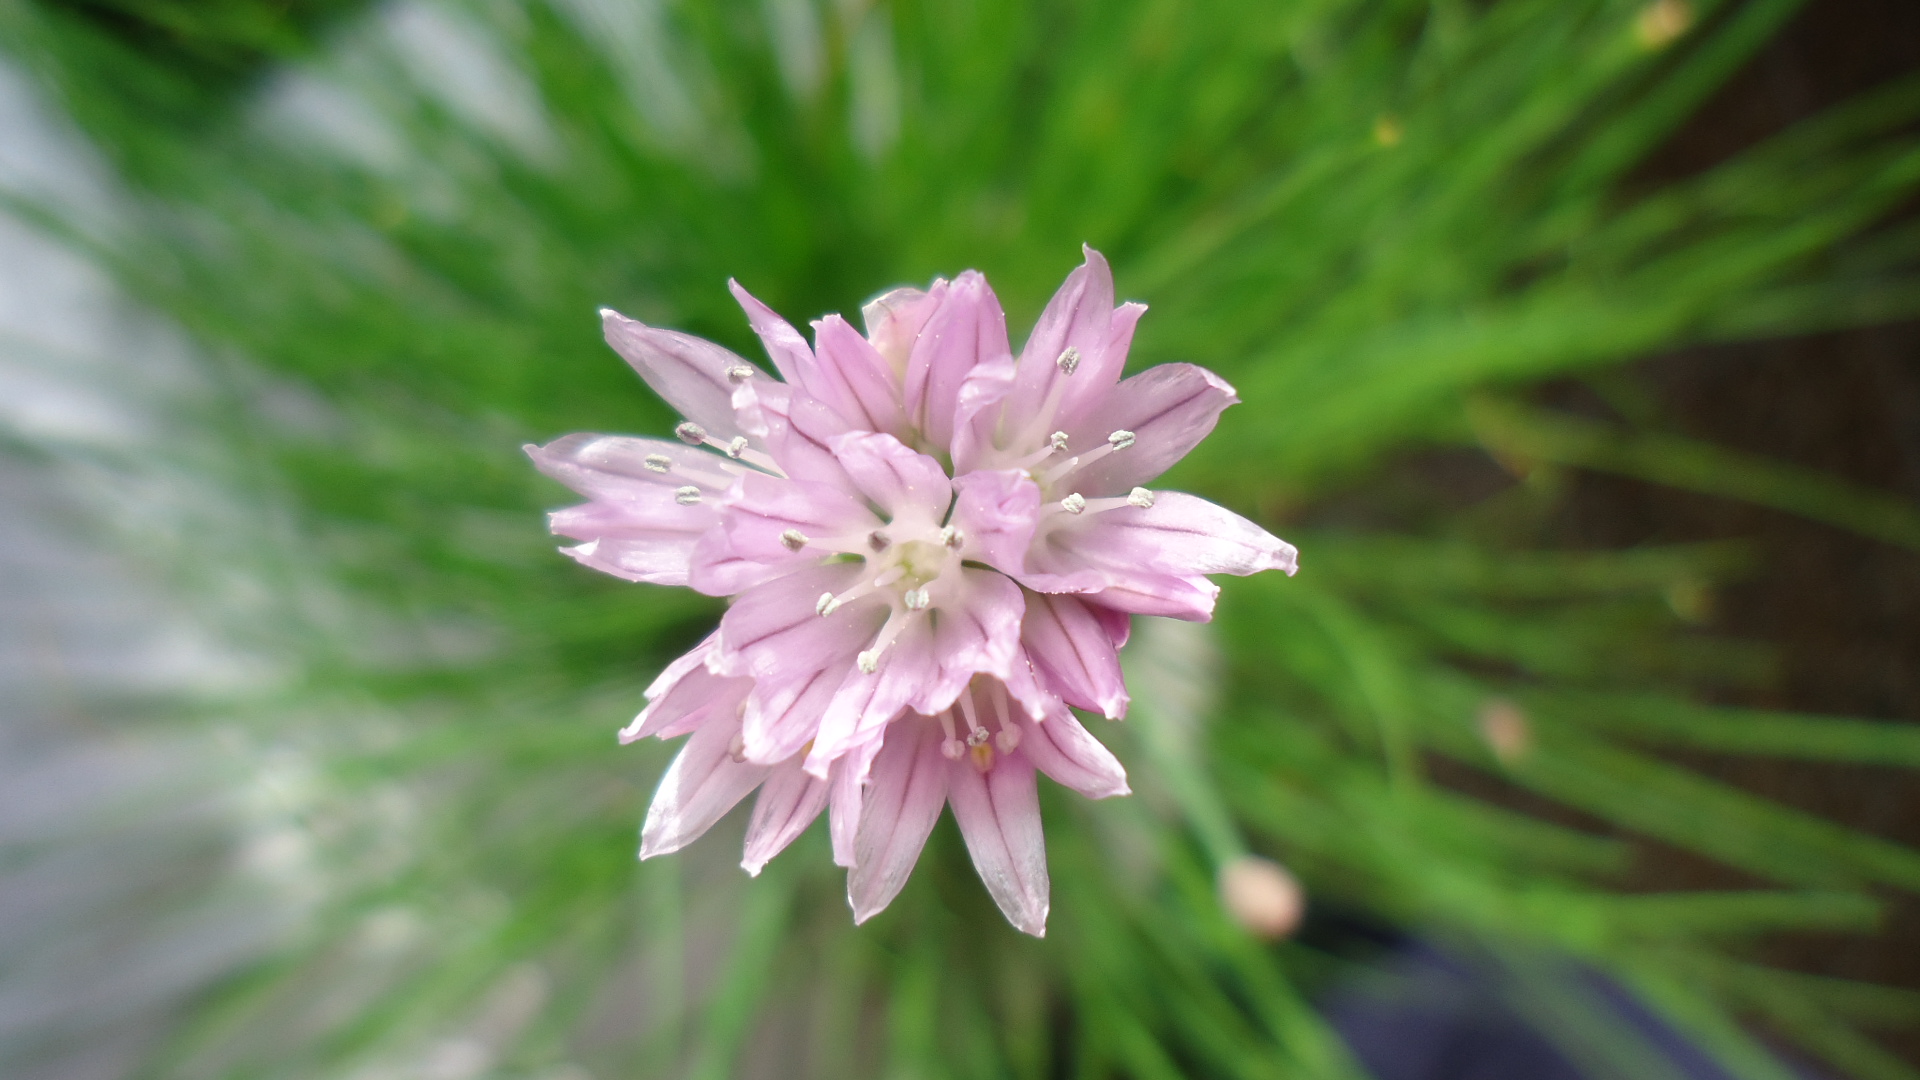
[741,857,767,878]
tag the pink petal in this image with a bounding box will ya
[622,662,751,744]
[949,469,1041,576]
[813,314,909,436]
[639,718,770,859]
[549,502,713,587]
[904,271,1011,452]
[623,634,734,743]
[728,279,813,386]
[829,730,886,867]
[1090,602,1132,649]
[946,750,1049,937]
[862,284,939,374]
[687,528,789,596]
[722,472,879,558]
[601,310,768,443]
[848,719,950,924]
[1020,592,1129,719]
[1017,709,1130,800]
[828,432,954,522]
[1003,246,1117,432]
[807,615,935,775]
[527,434,731,503]
[1078,571,1220,621]
[741,757,829,876]
[912,568,1025,716]
[1065,363,1238,495]
[1052,491,1298,578]
[691,470,882,595]
[949,346,1020,476]
[714,562,883,683]
[740,664,841,764]
[735,379,859,491]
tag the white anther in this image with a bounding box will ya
[816,592,838,616]
[1049,431,1070,452]
[727,732,748,763]
[868,531,891,552]
[726,436,749,459]
[674,421,706,445]
[903,588,930,610]
[1061,493,1087,515]
[779,529,809,552]
[941,738,966,760]
[674,486,702,505]
[726,364,754,382]
[1128,487,1156,509]
[643,454,672,473]
[1056,346,1081,375]
[966,727,991,747]
[996,726,1022,753]
[939,525,963,548]
[1107,429,1136,450]
[857,649,880,674]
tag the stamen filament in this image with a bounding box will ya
[820,566,906,616]
[857,606,911,673]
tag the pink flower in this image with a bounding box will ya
[528,247,1297,936]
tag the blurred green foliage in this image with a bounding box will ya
[5,0,1920,1077]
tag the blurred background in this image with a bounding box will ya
[2,0,1919,1077]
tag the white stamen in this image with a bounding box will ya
[957,690,983,737]
[674,486,702,505]
[1107,429,1136,450]
[966,727,990,747]
[938,710,965,759]
[643,454,672,473]
[868,531,891,552]
[780,528,809,551]
[996,726,1021,752]
[989,682,1014,728]
[903,587,931,610]
[726,436,749,459]
[727,364,754,382]
[728,732,747,763]
[1061,492,1087,515]
[674,421,706,445]
[857,650,880,674]
[1050,431,1070,452]
[1056,346,1081,375]
[821,566,905,618]
[1128,487,1156,509]
[939,525,963,548]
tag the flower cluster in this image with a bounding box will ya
[529,248,1296,936]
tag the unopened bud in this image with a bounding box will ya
[1477,698,1531,764]
[1218,856,1305,940]
[1634,0,1690,50]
